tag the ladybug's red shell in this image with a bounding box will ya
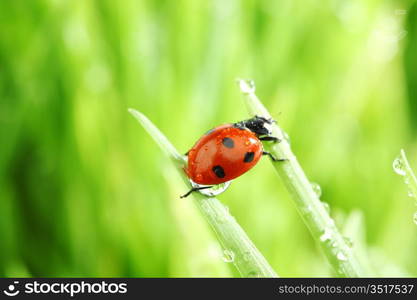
[185,124,263,185]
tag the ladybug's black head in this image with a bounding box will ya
[234,116,274,137]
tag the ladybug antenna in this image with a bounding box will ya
[234,115,273,137]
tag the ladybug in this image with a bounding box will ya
[181,116,285,198]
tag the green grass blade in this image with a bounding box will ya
[238,79,365,277]
[128,109,186,168]
[129,108,278,277]
[393,149,417,203]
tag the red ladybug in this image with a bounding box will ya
[181,116,285,198]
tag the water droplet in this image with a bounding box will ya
[238,79,256,94]
[190,179,232,197]
[321,201,330,213]
[408,190,415,198]
[243,251,251,262]
[320,228,332,242]
[222,249,235,263]
[337,252,347,261]
[344,236,354,248]
[311,182,322,198]
[393,157,406,176]
[413,212,417,225]
[247,271,260,278]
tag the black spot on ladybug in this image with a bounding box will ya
[243,152,255,163]
[222,137,234,148]
[212,165,225,178]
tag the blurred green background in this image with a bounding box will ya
[1,0,417,277]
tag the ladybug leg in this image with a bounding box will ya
[180,186,213,198]
[259,136,281,143]
[262,151,287,162]
[184,150,189,156]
